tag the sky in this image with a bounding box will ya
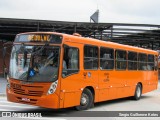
[0,0,160,24]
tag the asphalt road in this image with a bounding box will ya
[0,82,160,120]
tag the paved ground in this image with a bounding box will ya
[0,95,160,120]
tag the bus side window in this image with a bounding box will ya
[115,50,127,70]
[154,55,158,70]
[84,45,98,70]
[148,54,154,71]
[100,47,114,70]
[128,52,137,70]
[62,46,79,77]
[138,53,147,70]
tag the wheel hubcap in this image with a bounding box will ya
[137,86,141,97]
[80,93,88,106]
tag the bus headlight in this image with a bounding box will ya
[47,81,58,95]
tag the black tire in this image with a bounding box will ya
[75,88,94,111]
[133,83,142,100]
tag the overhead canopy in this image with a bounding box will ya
[0,18,160,49]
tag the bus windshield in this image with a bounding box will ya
[9,44,60,82]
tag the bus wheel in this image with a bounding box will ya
[75,88,93,111]
[133,83,142,100]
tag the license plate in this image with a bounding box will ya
[21,98,30,102]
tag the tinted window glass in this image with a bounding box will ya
[128,52,137,70]
[148,54,154,71]
[62,47,79,77]
[115,50,127,70]
[155,55,158,70]
[138,53,147,70]
[100,47,114,70]
[84,46,98,69]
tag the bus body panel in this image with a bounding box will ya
[7,79,60,109]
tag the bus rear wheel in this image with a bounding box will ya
[133,83,142,100]
[75,88,93,111]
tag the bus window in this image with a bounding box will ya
[155,55,158,70]
[9,45,60,82]
[128,52,137,70]
[100,47,114,70]
[84,45,98,70]
[115,50,127,70]
[138,53,147,70]
[62,47,79,77]
[148,54,154,71]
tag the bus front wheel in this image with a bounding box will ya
[133,83,142,100]
[75,88,93,111]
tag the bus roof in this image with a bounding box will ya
[62,33,158,55]
[17,32,158,55]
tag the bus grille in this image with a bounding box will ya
[12,88,43,97]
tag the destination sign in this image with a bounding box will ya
[15,34,62,44]
[28,35,50,42]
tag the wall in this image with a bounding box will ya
[0,41,12,75]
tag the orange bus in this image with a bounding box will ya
[157,50,160,69]
[7,32,158,110]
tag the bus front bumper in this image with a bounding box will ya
[6,88,60,109]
